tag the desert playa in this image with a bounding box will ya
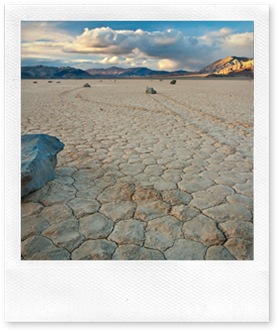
[20,78,253,260]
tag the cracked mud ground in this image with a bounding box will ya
[21,79,253,260]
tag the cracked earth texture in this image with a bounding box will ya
[21,79,253,260]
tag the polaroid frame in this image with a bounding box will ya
[5,5,269,322]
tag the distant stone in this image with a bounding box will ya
[33,81,37,84]
[145,87,157,94]
[83,83,91,87]
[48,81,53,83]
[21,134,64,197]
[170,79,176,85]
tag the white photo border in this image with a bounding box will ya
[5,5,269,322]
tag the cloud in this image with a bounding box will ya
[21,24,254,71]
[62,27,184,57]
[21,22,74,42]
[101,56,119,65]
[157,59,179,70]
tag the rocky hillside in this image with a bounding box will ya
[199,56,254,75]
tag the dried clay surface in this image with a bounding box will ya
[21,79,253,260]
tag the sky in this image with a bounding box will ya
[21,21,254,71]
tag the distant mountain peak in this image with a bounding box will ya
[199,56,254,75]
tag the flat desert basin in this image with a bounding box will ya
[21,79,253,260]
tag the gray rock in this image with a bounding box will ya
[144,216,183,251]
[79,213,114,239]
[164,239,207,260]
[21,134,64,197]
[145,87,157,94]
[205,245,236,260]
[112,244,165,260]
[182,214,226,246]
[72,239,117,260]
[109,219,146,245]
[83,83,91,87]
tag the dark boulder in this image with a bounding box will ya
[21,134,64,197]
[145,87,157,94]
[83,83,91,87]
[170,79,176,85]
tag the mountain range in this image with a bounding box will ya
[21,56,254,79]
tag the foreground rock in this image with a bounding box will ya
[145,87,157,94]
[21,134,64,197]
